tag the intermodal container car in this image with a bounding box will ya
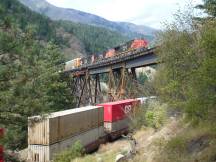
[105,49,115,58]
[98,99,139,122]
[65,58,82,71]
[136,96,157,104]
[131,39,148,49]
[98,99,139,139]
[28,126,104,162]
[28,106,104,145]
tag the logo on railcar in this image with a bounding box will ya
[124,105,132,114]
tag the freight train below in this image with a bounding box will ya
[65,39,149,71]
[28,99,141,162]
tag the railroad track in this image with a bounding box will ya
[66,47,156,74]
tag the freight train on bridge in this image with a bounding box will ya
[65,39,149,72]
[63,38,158,107]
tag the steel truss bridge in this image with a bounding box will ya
[65,47,158,107]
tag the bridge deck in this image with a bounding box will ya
[66,47,157,75]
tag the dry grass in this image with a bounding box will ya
[130,117,182,162]
[73,138,130,162]
[75,118,216,162]
[153,123,216,162]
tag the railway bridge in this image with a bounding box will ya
[65,47,158,107]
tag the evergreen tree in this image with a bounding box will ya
[196,0,216,18]
[155,6,216,124]
[0,14,74,152]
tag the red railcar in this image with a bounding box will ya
[105,49,115,58]
[97,99,140,140]
[131,39,148,49]
[98,99,139,122]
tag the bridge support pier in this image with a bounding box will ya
[107,65,128,101]
[72,66,149,107]
[131,68,137,80]
[94,74,101,104]
[74,72,103,107]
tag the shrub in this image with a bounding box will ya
[54,141,84,162]
[145,101,167,129]
[129,101,167,130]
[129,105,146,131]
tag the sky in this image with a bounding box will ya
[46,0,203,29]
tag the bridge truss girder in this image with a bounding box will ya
[72,66,144,107]
[72,72,102,107]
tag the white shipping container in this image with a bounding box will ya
[28,106,104,145]
[136,96,157,104]
[136,97,148,104]
[28,126,105,162]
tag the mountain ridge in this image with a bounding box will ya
[18,0,157,40]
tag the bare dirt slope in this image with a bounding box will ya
[131,118,182,162]
[75,117,182,162]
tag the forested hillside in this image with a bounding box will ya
[56,21,128,55]
[0,0,86,60]
[18,0,157,41]
[0,0,128,60]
